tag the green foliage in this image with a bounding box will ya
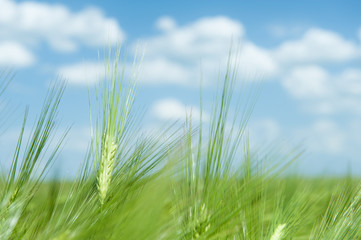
[0,49,360,240]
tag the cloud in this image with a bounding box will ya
[268,25,288,38]
[281,65,361,115]
[155,16,177,31]
[274,27,361,117]
[140,58,193,85]
[0,0,125,52]
[267,24,305,38]
[138,22,360,86]
[282,65,331,99]
[145,16,244,59]
[238,42,278,78]
[303,119,345,155]
[57,52,145,85]
[0,41,35,67]
[151,98,208,122]
[274,28,359,64]
[136,16,276,85]
[337,69,361,95]
[58,62,104,85]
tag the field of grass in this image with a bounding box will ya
[1,49,361,239]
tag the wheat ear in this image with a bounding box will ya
[97,134,117,205]
[270,223,286,240]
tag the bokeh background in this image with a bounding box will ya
[0,0,361,177]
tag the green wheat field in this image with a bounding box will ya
[1,48,360,240]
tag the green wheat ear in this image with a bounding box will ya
[97,134,117,205]
[92,46,141,206]
[270,223,287,240]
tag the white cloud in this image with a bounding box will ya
[57,53,145,85]
[282,65,331,99]
[281,117,361,173]
[268,25,288,38]
[0,41,35,67]
[238,42,278,78]
[0,0,125,52]
[267,24,305,38]
[281,65,361,115]
[306,119,345,154]
[336,69,361,95]
[141,58,193,85]
[151,98,208,122]
[155,16,176,31]
[145,16,244,59]
[58,62,104,85]
[135,16,278,85]
[274,28,359,64]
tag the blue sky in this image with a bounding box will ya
[1,0,361,176]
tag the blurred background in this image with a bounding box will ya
[0,0,361,177]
